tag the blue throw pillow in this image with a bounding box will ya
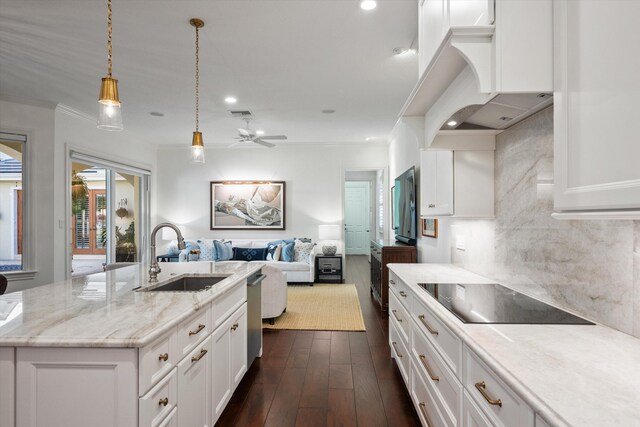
[232,247,268,261]
[214,240,233,261]
[266,239,295,257]
[281,241,295,262]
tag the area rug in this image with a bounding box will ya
[262,283,366,331]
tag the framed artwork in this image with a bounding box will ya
[422,218,438,238]
[210,181,285,230]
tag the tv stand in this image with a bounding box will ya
[370,239,417,314]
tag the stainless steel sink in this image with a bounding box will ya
[140,275,230,292]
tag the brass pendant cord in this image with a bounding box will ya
[195,24,199,132]
[107,0,113,78]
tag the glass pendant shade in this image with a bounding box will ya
[97,77,123,131]
[192,131,205,163]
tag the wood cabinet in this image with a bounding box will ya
[370,240,416,313]
[553,0,640,217]
[420,150,494,218]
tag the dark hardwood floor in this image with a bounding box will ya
[216,255,420,427]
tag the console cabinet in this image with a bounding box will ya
[388,270,549,427]
[370,240,416,313]
[9,280,250,427]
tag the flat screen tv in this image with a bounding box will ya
[393,167,417,245]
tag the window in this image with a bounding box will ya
[0,133,26,272]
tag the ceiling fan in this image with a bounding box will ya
[229,118,287,148]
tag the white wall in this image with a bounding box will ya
[389,117,451,262]
[155,144,388,248]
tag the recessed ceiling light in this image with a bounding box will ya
[392,47,417,56]
[224,96,237,104]
[256,130,265,135]
[322,109,336,114]
[149,111,164,117]
[359,0,377,11]
[447,120,458,127]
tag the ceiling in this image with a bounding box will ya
[0,0,418,146]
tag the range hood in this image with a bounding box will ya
[440,93,553,131]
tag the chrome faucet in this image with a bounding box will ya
[149,223,186,283]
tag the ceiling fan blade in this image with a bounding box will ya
[238,128,251,136]
[260,135,287,140]
[254,139,275,148]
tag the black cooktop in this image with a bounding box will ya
[417,283,594,325]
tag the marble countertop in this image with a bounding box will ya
[388,263,640,427]
[0,261,262,348]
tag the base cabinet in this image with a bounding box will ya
[177,337,211,427]
[230,303,248,390]
[0,348,15,427]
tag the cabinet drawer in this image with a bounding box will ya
[389,319,410,387]
[389,292,410,346]
[177,306,211,358]
[410,360,447,427]
[139,329,178,396]
[412,297,462,378]
[463,347,533,427]
[212,280,246,328]
[158,407,177,427]
[389,271,410,307]
[412,326,462,427]
[139,367,177,427]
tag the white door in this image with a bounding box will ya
[345,181,370,255]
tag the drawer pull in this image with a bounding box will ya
[418,354,439,382]
[428,204,436,208]
[191,348,208,363]
[231,323,239,331]
[475,381,502,407]
[399,291,407,298]
[418,402,434,427]
[418,315,439,335]
[391,310,403,323]
[392,341,403,358]
[158,353,169,362]
[389,279,396,285]
[188,323,206,336]
[158,397,169,407]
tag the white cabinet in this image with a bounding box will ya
[0,348,14,427]
[139,368,177,427]
[16,347,138,427]
[420,150,494,218]
[177,336,211,427]
[553,0,640,216]
[210,317,232,425]
[230,303,248,390]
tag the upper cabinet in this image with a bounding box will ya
[553,0,640,218]
[404,0,553,148]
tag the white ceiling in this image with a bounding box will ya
[0,0,418,146]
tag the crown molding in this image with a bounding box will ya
[56,103,95,122]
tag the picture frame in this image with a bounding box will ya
[422,218,438,238]
[210,181,285,230]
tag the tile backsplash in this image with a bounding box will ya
[452,107,640,337]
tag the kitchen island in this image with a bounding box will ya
[0,261,262,427]
[387,263,640,427]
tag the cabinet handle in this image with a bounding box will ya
[158,397,169,407]
[391,341,403,358]
[418,402,434,427]
[418,315,439,335]
[188,324,206,336]
[428,204,435,208]
[391,310,403,323]
[158,353,168,362]
[475,381,502,407]
[231,323,239,331]
[389,279,395,285]
[191,348,208,363]
[419,354,439,382]
[399,291,407,298]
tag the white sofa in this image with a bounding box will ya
[178,238,316,284]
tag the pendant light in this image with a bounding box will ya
[97,0,123,130]
[190,18,205,163]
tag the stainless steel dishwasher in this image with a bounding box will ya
[246,270,265,368]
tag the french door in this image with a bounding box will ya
[73,189,107,255]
